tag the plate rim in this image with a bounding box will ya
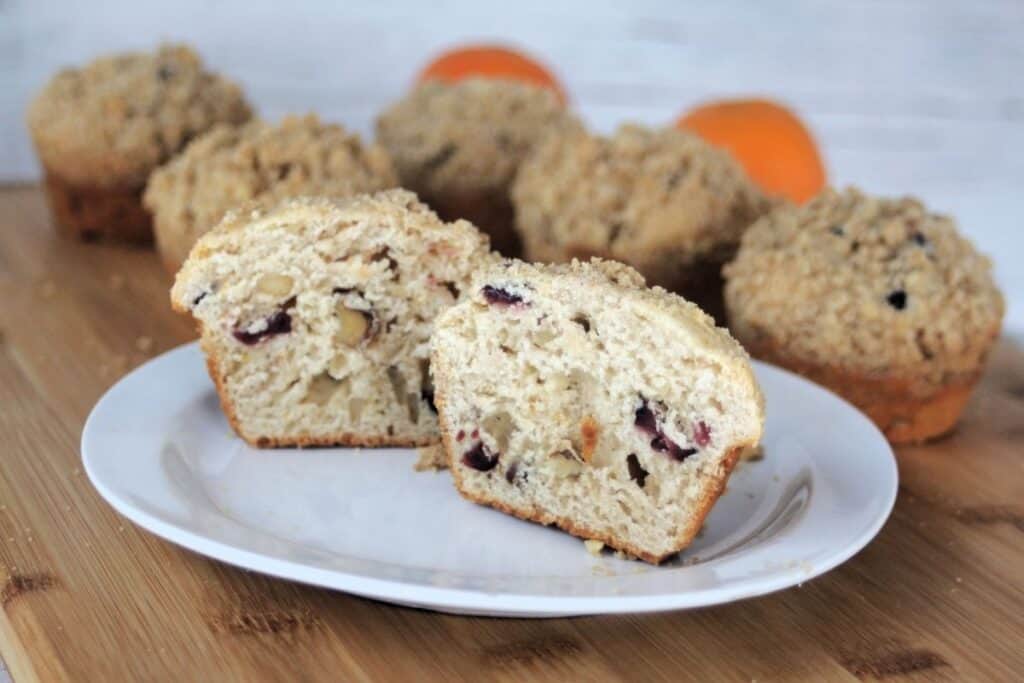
[82,342,898,617]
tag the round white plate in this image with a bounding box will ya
[83,342,897,617]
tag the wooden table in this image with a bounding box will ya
[1,184,1022,681]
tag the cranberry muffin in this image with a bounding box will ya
[431,259,764,563]
[724,187,1004,444]
[170,190,493,448]
[376,78,575,256]
[511,124,770,317]
[145,114,398,272]
[27,44,251,243]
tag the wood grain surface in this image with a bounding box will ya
[1,184,1022,681]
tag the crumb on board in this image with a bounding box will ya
[584,539,605,556]
[413,444,448,472]
[741,444,765,461]
[135,336,154,352]
[109,274,126,290]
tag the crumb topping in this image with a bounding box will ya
[512,124,770,289]
[376,78,574,196]
[145,114,397,268]
[724,187,1004,387]
[27,44,251,187]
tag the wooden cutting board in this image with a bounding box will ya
[1,184,1022,682]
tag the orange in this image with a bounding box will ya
[677,99,825,203]
[417,44,566,103]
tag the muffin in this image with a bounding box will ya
[376,78,575,256]
[431,259,764,563]
[170,190,493,448]
[724,187,1004,444]
[512,124,770,317]
[145,114,398,272]
[26,44,251,243]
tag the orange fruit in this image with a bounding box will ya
[417,44,566,103]
[677,99,826,203]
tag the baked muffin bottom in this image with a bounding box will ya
[43,172,152,244]
[739,336,995,444]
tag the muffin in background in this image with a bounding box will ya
[27,44,252,243]
[511,123,770,317]
[376,78,575,256]
[724,187,1004,444]
[144,114,398,272]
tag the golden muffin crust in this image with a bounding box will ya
[27,44,251,188]
[144,114,398,271]
[512,123,770,293]
[724,187,1004,396]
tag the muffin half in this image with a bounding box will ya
[171,190,493,447]
[432,259,764,562]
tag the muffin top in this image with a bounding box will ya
[511,123,770,289]
[724,187,1004,387]
[375,78,574,198]
[144,114,398,269]
[27,44,252,187]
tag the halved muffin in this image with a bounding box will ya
[431,259,765,562]
[171,190,493,447]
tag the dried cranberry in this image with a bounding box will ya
[651,435,697,462]
[462,442,499,471]
[456,429,465,442]
[481,285,525,307]
[505,462,518,483]
[626,454,648,488]
[694,421,712,447]
[634,397,697,462]
[887,290,907,310]
[233,297,296,345]
[634,401,658,435]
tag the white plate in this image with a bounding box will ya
[83,342,897,617]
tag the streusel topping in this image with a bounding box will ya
[512,124,769,288]
[145,114,397,268]
[724,187,1004,387]
[28,44,251,186]
[376,78,574,196]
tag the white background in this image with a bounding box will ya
[2,0,1022,329]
